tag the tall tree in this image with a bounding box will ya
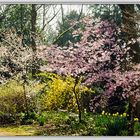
[119,4,140,135]
[89,4,121,24]
[31,4,37,77]
[37,16,125,122]
[119,4,140,64]
[0,5,32,46]
[0,30,33,114]
[31,4,37,51]
[55,10,84,47]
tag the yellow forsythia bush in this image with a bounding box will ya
[39,73,92,112]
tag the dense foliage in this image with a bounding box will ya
[56,10,84,46]
[0,80,38,124]
[89,5,122,24]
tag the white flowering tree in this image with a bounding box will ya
[0,29,36,114]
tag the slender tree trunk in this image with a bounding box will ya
[20,4,23,32]
[31,4,37,51]
[61,4,64,25]
[22,69,29,115]
[43,5,45,29]
[23,78,28,115]
[128,96,135,136]
[73,77,82,123]
[77,4,83,21]
[20,4,25,47]
[31,4,37,77]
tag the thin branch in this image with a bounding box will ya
[40,8,60,33]
[78,4,83,21]
[53,22,78,44]
[44,5,52,15]
[36,4,43,11]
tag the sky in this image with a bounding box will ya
[37,4,91,31]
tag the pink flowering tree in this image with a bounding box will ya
[37,15,136,122]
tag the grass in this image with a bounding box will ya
[34,111,97,136]
[0,111,140,136]
[0,125,36,136]
[0,111,87,136]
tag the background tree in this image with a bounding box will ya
[0,29,34,115]
[31,4,37,77]
[55,10,84,47]
[118,4,140,64]
[89,4,122,25]
[0,5,32,46]
[118,4,140,135]
[38,4,60,44]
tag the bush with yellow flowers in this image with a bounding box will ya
[93,111,129,136]
[38,73,93,112]
[94,110,140,136]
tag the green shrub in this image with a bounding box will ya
[17,111,38,125]
[134,122,140,136]
[0,80,38,124]
[16,112,26,123]
[37,115,47,126]
[0,113,15,124]
[94,112,129,136]
[0,80,25,124]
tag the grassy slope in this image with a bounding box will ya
[0,125,36,136]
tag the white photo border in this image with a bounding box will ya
[0,0,140,140]
[0,0,140,4]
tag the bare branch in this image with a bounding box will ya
[40,8,61,33]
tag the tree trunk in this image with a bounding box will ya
[22,69,29,116]
[61,4,64,25]
[23,78,29,115]
[77,4,83,21]
[43,5,45,29]
[128,99,134,136]
[20,5,23,32]
[73,77,82,123]
[119,4,136,41]
[31,4,37,51]
[31,4,37,77]
[19,4,25,47]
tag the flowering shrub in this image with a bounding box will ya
[94,111,129,135]
[0,29,33,84]
[38,73,92,112]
